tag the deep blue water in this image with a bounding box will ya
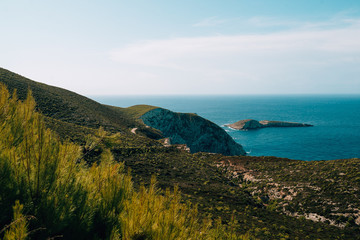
[92,95,360,161]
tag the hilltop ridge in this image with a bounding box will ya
[0,67,139,133]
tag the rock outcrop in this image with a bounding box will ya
[226,119,313,130]
[140,108,246,156]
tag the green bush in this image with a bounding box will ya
[0,83,250,239]
[2,201,28,240]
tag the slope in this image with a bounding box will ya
[0,67,140,133]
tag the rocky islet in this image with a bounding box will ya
[226,119,313,130]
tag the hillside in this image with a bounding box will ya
[1,67,359,239]
[0,67,157,138]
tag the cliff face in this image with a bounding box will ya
[140,108,246,156]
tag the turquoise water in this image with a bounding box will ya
[92,95,360,161]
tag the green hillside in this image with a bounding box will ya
[0,67,161,140]
[1,68,359,239]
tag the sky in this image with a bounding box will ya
[1,0,360,95]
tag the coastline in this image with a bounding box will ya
[93,95,360,161]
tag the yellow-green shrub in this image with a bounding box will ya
[2,201,28,240]
[0,83,250,239]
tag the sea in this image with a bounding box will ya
[92,95,360,161]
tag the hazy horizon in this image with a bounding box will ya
[90,93,360,97]
[1,0,360,96]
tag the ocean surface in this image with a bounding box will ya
[92,95,360,161]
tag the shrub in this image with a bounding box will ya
[0,83,250,239]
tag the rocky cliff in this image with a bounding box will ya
[226,119,313,130]
[140,108,246,156]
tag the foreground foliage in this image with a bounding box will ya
[1,69,359,239]
[0,83,249,239]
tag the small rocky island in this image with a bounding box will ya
[226,119,313,130]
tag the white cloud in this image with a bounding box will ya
[192,16,227,27]
[111,22,360,64]
[108,18,360,94]
[245,16,301,28]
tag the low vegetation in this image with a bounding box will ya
[217,156,360,237]
[0,84,249,239]
[1,68,360,239]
